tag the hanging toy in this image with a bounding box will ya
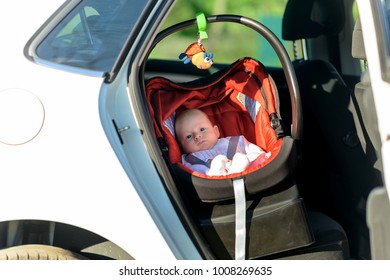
[178,38,213,70]
[178,12,214,70]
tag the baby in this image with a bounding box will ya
[174,109,271,176]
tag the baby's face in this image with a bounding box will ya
[175,110,220,154]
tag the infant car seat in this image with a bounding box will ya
[145,15,313,260]
[147,57,294,199]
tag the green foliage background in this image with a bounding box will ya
[151,0,290,66]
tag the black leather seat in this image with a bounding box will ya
[281,0,359,259]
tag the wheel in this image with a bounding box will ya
[0,244,88,260]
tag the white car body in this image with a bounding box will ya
[0,0,390,260]
[0,0,199,260]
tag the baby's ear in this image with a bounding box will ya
[213,125,220,137]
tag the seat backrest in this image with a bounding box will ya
[351,17,366,61]
[282,0,344,41]
[350,17,383,177]
[282,0,345,70]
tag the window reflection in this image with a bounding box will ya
[36,0,148,72]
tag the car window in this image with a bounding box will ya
[33,0,149,72]
[149,0,299,67]
[375,0,390,82]
[382,0,390,74]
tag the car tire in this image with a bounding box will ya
[0,244,88,260]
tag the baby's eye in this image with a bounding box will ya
[185,134,193,140]
[200,127,206,132]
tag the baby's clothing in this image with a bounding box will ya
[181,136,271,175]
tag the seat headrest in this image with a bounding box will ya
[282,0,345,40]
[351,17,366,60]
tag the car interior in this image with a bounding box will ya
[138,0,380,260]
[281,0,382,259]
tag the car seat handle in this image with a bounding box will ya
[149,14,302,140]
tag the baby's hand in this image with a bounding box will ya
[207,155,228,176]
[227,153,250,175]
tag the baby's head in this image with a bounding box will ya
[175,109,220,154]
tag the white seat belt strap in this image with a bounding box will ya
[233,178,246,260]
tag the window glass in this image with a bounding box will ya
[150,0,297,68]
[379,0,390,81]
[36,0,149,72]
[383,0,390,54]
